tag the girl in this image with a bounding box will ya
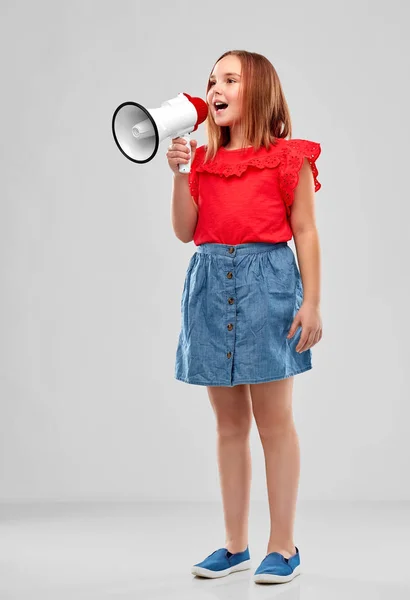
[167,50,322,585]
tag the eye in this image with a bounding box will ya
[209,78,237,86]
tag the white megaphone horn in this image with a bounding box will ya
[111,92,208,173]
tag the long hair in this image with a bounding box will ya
[204,50,292,163]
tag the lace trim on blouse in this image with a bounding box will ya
[188,146,281,201]
[195,153,282,177]
[279,139,321,215]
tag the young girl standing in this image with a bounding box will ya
[167,50,322,585]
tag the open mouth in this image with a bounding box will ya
[214,102,228,113]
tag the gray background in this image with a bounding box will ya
[1,0,408,504]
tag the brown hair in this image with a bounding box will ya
[204,50,292,163]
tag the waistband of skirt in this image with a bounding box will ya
[196,242,288,256]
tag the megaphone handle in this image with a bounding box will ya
[178,133,192,174]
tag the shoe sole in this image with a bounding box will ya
[191,559,252,578]
[254,564,301,583]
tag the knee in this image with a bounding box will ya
[255,415,295,441]
[216,418,252,439]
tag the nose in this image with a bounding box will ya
[211,82,223,95]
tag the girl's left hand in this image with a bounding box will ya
[287,302,323,353]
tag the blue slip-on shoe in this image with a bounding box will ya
[191,546,251,578]
[253,546,301,584]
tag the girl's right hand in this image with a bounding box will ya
[166,137,197,175]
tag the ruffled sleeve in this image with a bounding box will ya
[188,145,206,205]
[279,139,321,215]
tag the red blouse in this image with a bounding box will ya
[188,137,321,246]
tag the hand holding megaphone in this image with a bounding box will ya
[166,137,198,176]
[112,92,207,173]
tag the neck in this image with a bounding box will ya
[226,124,248,149]
[225,143,252,150]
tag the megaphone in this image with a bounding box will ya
[112,92,208,173]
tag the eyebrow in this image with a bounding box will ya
[209,72,241,79]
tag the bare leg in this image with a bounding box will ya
[207,384,253,554]
[250,378,299,559]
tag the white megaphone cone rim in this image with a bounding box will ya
[112,101,159,164]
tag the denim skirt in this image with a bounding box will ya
[175,242,312,387]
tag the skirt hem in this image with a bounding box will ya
[174,364,312,387]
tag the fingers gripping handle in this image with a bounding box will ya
[178,133,192,174]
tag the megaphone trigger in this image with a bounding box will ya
[177,133,192,174]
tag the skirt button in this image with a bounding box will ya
[227,351,232,358]
[227,271,233,279]
[227,323,233,331]
[228,247,235,254]
[228,297,235,305]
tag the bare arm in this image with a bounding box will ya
[289,158,321,307]
[171,173,198,243]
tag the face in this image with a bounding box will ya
[206,55,243,126]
